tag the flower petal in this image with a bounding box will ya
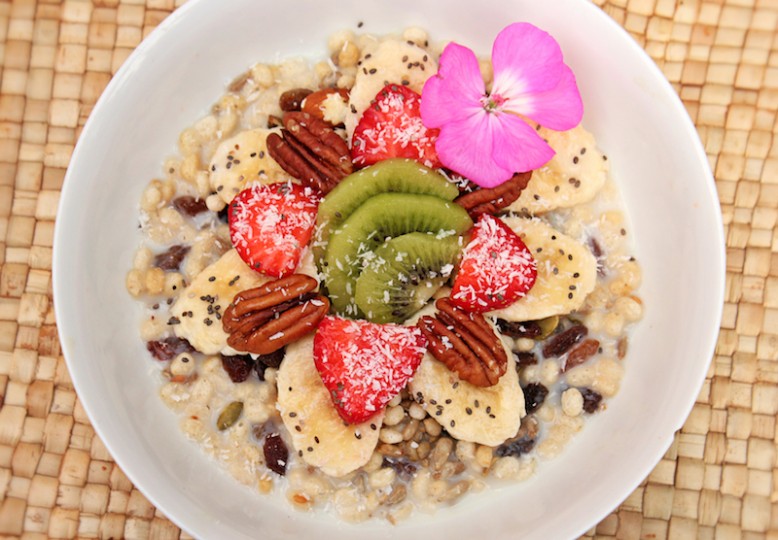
[421,42,485,128]
[490,113,556,174]
[507,65,583,130]
[490,22,565,98]
[434,112,515,188]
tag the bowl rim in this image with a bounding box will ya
[53,0,725,537]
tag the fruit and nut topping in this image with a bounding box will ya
[222,274,329,355]
[418,298,507,387]
[128,24,642,523]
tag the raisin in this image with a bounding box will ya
[253,349,285,381]
[154,245,191,271]
[279,88,313,112]
[217,205,230,223]
[580,388,603,413]
[173,196,208,216]
[497,318,541,338]
[146,337,194,361]
[523,383,548,414]
[220,354,255,383]
[496,418,539,457]
[514,351,538,368]
[563,338,600,372]
[264,433,289,475]
[382,457,417,480]
[258,348,285,369]
[542,324,588,357]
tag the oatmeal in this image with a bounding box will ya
[127,23,643,523]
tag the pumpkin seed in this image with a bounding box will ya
[534,316,559,340]
[217,401,244,430]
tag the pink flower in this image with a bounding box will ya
[420,23,583,188]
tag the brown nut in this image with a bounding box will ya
[455,171,532,219]
[266,111,353,194]
[417,298,507,387]
[223,274,329,355]
[302,88,349,124]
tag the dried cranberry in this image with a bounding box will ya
[154,245,190,271]
[264,433,289,475]
[542,324,588,357]
[146,337,195,361]
[580,388,603,413]
[173,196,208,217]
[497,319,541,339]
[523,383,548,414]
[382,457,417,480]
[220,355,255,383]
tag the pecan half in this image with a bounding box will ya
[223,274,329,355]
[417,298,507,387]
[266,112,353,194]
[454,171,532,219]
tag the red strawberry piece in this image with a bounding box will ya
[229,183,319,278]
[313,316,427,424]
[351,84,441,168]
[450,214,537,313]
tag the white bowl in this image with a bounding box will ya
[53,0,724,538]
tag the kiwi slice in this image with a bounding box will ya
[355,233,462,324]
[313,159,459,264]
[323,193,472,317]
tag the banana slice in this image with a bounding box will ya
[508,125,607,215]
[277,336,384,477]
[407,306,524,446]
[209,128,294,204]
[171,249,268,355]
[488,217,597,322]
[344,38,437,139]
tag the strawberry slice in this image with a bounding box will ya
[351,84,441,168]
[313,316,427,424]
[229,183,319,278]
[450,214,537,313]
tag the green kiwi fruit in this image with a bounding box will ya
[313,159,460,265]
[355,232,463,324]
[323,193,472,317]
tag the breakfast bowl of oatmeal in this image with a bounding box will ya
[53,0,724,538]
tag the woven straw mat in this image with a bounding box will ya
[0,0,776,538]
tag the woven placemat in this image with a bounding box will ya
[0,0,775,538]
